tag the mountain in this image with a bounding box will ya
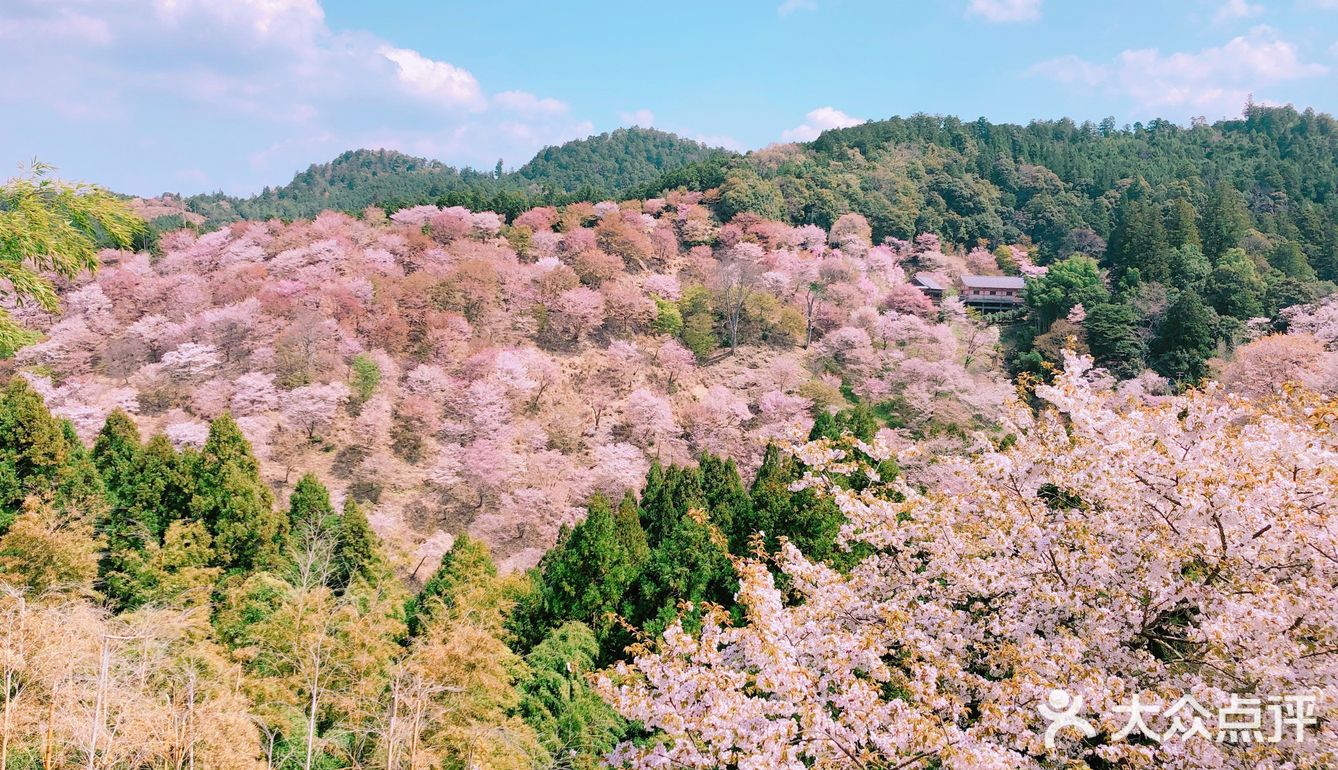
[167,128,731,228]
[640,105,1338,274]
[184,149,497,224]
[513,127,722,195]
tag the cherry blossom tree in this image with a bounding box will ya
[600,354,1338,770]
[280,382,351,440]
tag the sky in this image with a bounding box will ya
[2,0,1336,197]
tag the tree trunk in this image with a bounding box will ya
[87,637,112,770]
[2,668,13,770]
[303,639,324,770]
[385,675,401,770]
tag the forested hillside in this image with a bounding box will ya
[175,129,728,227]
[642,105,1338,383]
[648,105,1338,265]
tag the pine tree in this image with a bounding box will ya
[0,378,104,532]
[190,413,283,572]
[1084,303,1147,379]
[1151,289,1219,384]
[334,497,383,589]
[1200,180,1250,260]
[518,621,624,770]
[405,533,498,638]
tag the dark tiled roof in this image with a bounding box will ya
[960,275,1025,290]
[913,274,946,291]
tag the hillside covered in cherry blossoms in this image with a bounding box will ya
[12,198,1015,569]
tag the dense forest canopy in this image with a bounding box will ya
[645,105,1338,267]
[176,128,729,227]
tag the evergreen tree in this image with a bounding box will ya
[698,454,752,546]
[405,533,497,638]
[334,497,383,589]
[92,411,148,605]
[637,463,704,546]
[1167,244,1211,290]
[1022,254,1110,327]
[1107,192,1171,284]
[1151,290,1219,384]
[288,473,337,538]
[1200,180,1250,260]
[533,494,640,638]
[190,413,283,572]
[518,621,624,770]
[1268,240,1317,281]
[627,504,736,644]
[0,378,103,533]
[1164,197,1202,250]
[1084,303,1147,379]
[1205,248,1265,319]
[739,443,846,563]
[613,491,649,565]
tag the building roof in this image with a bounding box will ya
[912,273,946,291]
[960,275,1025,290]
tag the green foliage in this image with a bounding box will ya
[680,311,717,359]
[178,131,729,230]
[0,377,104,533]
[529,494,644,637]
[0,163,142,351]
[650,298,683,336]
[642,108,1336,277]
[334,498,384,589]
[191,413,283,572]
[737,443,846,563]
[1200,179,1250,260]
[1205,248,1265,318]
[515,128,725,197]
[1151,289,1219,384]
[677,285,717,359]
[405,533,498,637]
[349,353,381,405]
[1023,254,1109,327]
[716,171,786,221]
[519,622,624,770]
[1084,303,1146,379]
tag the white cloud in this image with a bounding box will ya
[0,0,601,194]
[967,0,1041,23]
[380,46,485,110]
[778,0,817,15]
[1031,27,1328,117]
[1213,0,1263,24]
[619,109,655,127]
[494,90,568,116]
[692,133,745,151]
[1027,54,1108,86]
[781,107,863,142]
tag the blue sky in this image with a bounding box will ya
[2,0,1336,197]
